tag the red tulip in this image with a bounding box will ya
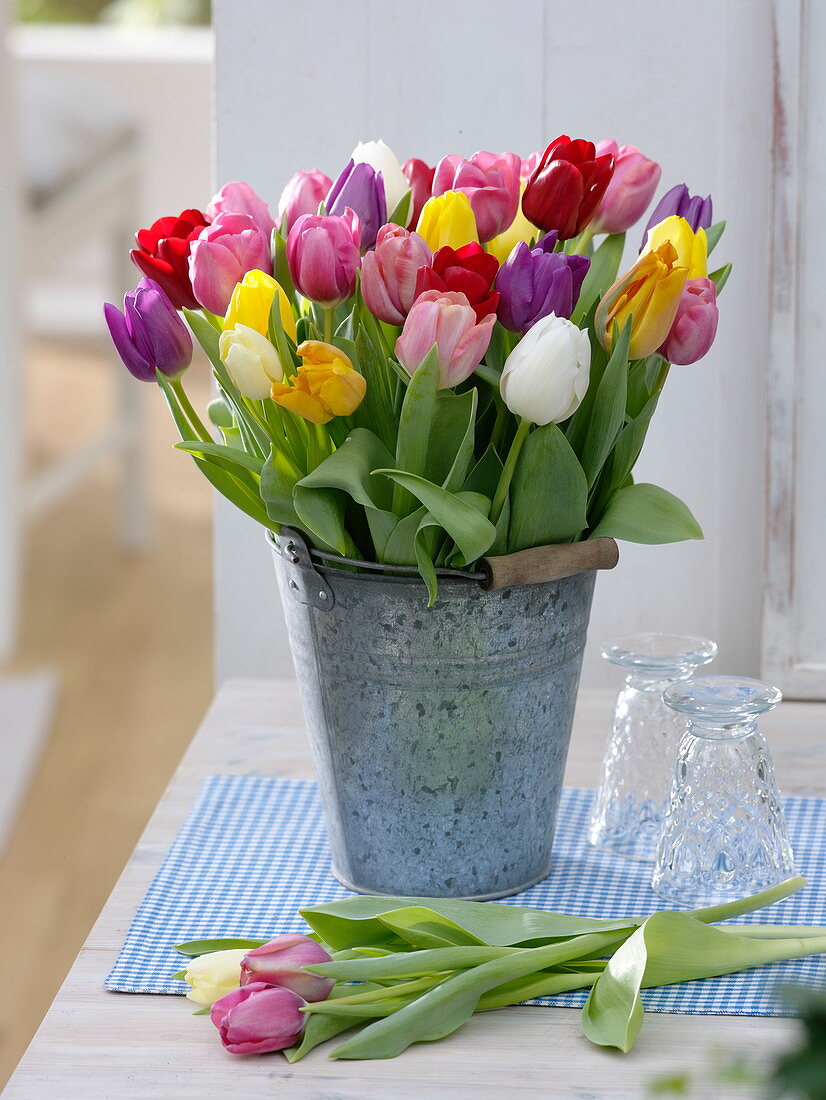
[130,208,209,310]
[401,158,435,229]
[413,242,499,323]
[522,136,615,240]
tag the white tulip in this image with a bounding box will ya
[183,948,246,1006]
[352,139,410,218]
[500,314,591,426]
[218,324,284,400]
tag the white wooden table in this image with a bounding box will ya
[5,680,825,1099]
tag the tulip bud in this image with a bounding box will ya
[659,277,719,365]
[641,215,707,280]
[522,135,615,240]
[596,241,688,359]
[223,269,296,341]
[219,324,284,399]
[431,151,521,242]
[270,340,366,423]
[360,223,432,325]
[395,289,495,390]
[352,139,409,216]
[210,982,307,1055]
[326,159,387,250]
[401,157,436,229]
[641,182,712,249]
[286,212,361,307]
[188,212,272,316]
[277,170,333,233]
[414,242,499,323]
[416,191,479,252]
[104,277,193,383]
[182,948,246,1007]
[495,231,590,334]
[240,934,335,1003]
[589,140,662,236]
[500,313,591,425]
[206,181,275,237]
[130,208,208,310]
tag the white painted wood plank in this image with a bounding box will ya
[5,679,822,1098]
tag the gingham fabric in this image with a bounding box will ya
[105,776,826,1015]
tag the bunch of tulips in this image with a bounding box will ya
[174,877,826,1061]
[105,136,730,597]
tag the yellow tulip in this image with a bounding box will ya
[486,183,537,265]
[223,269,296,341]
[416,190,479,252]
[596,241,688,359]
[641,215,707,279]
[182,948,246,1006]
[270,340,366,424]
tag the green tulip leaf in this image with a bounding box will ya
[292,484,356,558]
[425,388,478,492]
[579,319,631,488]
[463,446,503,499]
[174,441,264,477]
[284,983,382,1063]
[709,262,732,293]
[508,423,588,551]
[392,344,441,515]
[590,482,703,543]
[352,325,399,453]
[705,219,727,254]
[572,232,626,323]
[388,189,412,229]
[182,308,233,392]
[172,937,267,957]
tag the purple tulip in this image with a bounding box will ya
[103,277,192,382]
[326,159,386,250]
[641,183,713,249]
[240,934,335,1003]
[210,982,307,1055]
[659,277,719,365]
[188,212,272,316]
[495,231,590,334]
[286,211,362,307]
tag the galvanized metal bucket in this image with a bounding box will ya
[269,528,600,900]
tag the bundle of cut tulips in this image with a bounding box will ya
[105,136,729,598]
[174,878,826,1060]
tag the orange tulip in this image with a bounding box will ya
[270,340,366,424]
[595,241,688,359]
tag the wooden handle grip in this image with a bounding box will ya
[479,538,619,591]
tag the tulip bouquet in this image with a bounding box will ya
[173,877,826,1062]
[106,137,729,599]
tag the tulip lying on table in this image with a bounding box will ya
[173,877,826,1061]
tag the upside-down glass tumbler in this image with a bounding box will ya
[652,676,795,906]
[588,634,717,861]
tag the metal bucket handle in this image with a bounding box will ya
[269,529,619,609]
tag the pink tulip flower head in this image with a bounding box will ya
[240,934,335,1003]
[395,289,495,389]
[361,223,433,325]
[431,151,521,242]
[188,212,271,315]
[589,140,662,235]
[286,210,362,307]
[277,170,333,233]
[210,982,307,1055]
[206,181,276,238]
[659,276,719,365]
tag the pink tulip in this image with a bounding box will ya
[521,152,541,180]
[240,934,335,1003]
[431,151,521,242]
[401,158,436,229]
[396,289,495,389]
[659,277,719,365]
[286,211,361,307]
[361,224,432,324]
[277,170,333,233]
[188,213,271,315]
[589,140,662,235]
[210,982,307,1055]
[206,181,275,238]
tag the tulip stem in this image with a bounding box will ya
[490,417,531,527]
[323,308,334,343]
[171,378,212,443]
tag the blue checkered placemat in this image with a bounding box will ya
[106,776,826,1015]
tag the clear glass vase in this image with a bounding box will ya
[652,676,795,906]
[588,634,717,861]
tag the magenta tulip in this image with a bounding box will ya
[286,211,361,307]
[277,170,333,233]
[431,151,521,242]
[240,934,335,1003]
[210,982,306,1055]
[589,140,661,235]
[206,181,275,238]
[188,212,271,315]
[659,277,719,365]
[360,223,432,324]
[395,289,495,389]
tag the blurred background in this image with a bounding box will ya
[1,0,824,1090]
[0,0,213,1083]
